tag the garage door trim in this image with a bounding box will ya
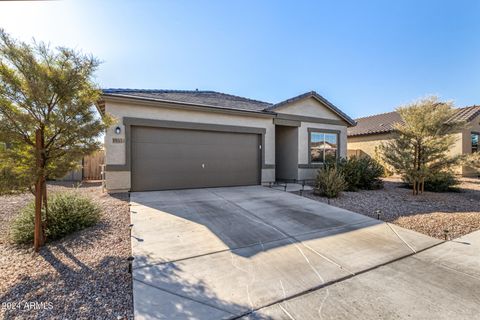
[131,126,262,191]
[106,117,268,173]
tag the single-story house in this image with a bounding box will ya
[97,89,356,192]
[347,106,480,176]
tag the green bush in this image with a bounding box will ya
[402,171,459,192]
[11,192,101,244]
[424,171,459,192]
[314,166,347,198]
[329,156,384,191]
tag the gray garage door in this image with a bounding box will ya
[131,126,261,191]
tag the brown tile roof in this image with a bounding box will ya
[450,105,480,122]
[102,89,273,113]
[347,111,403,137]
[348,106,480,137]
[101,89,356,125]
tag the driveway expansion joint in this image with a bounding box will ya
[208,189,369,274]
[131,236,289,270]
[130,186,449,319]
[229,239,446,320]
[386,222,417,253]
[132,219,376,271]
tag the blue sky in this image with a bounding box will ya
[0,0,479,118]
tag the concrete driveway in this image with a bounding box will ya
[245,230,480,320]
[129,186,477,319]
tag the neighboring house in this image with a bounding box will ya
[347,106,480,176]
[97,89,355,192]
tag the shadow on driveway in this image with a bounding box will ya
[129,186,442,319]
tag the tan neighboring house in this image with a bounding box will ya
[347,106,480,176]
[97,89,356,192]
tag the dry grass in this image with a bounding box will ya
[0,182,133,319]
[303,177,480,240]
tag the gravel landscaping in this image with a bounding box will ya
[302,177,480,240]
[1,178,478,318]
[0,182,133,320]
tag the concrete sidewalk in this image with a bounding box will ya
[245,230,480,320]
[129,186,447,319]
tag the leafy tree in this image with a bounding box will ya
[0,29,110,250]
[379,97,464,195]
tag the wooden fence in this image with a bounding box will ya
[82,150,105,180]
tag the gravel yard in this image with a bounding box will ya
[1,178,478,318]
[0,182,133,319]
[302,177,480,240]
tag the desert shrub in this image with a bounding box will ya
[11,192,101,244]
[402,171,459,192]
[328,156,384,191]
[314,166,347,198]
[408,171,458,192]
[424,171,458,192]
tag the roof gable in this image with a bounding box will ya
[266,91,356,126]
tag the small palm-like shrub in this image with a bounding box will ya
[314,166,347,198]
[11,192,101,244]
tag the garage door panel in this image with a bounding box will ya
[131,126,260,191]
[134,145,252,165]
[132,143,209,163]
[133,127,256,146]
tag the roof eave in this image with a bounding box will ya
[95,100,106,116]
[347,129,395,137]
[100,93,276,118]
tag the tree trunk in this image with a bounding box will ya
[42,178,48,240]
[418,143,423,194]
[413,143,418,195]
[41,131,48,239]
[34,129,45,252]
[34,178,43,252]
[416,146,420,195]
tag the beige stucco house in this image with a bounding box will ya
[97,90,355,192]
[347,106,480,176]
